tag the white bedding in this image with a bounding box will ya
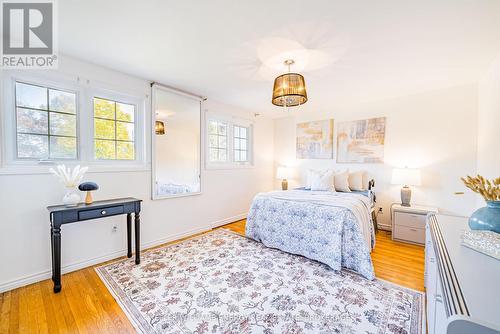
[156,181,200,196]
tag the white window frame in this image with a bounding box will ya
[13,80,80,161]
[204,112,254,169]
[86,87,146,167]
[2,73,82,167]
[0,71,148,174]
[207,119,229,163]
[233,124,250,163]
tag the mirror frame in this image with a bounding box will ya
[151,84,203,200]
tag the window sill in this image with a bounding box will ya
[204,163,254,171]
[0,163,151,175]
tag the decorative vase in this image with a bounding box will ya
[469,201,500,233]
[62,187,80,207]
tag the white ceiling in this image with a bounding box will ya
[59,0,500,117]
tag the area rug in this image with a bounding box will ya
[96,229,423,334]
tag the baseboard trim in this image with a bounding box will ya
[0,215,247,294]
[378,224,392,231]
[0,249,128,294]
[139,225,212,251]
[210,213,247,228]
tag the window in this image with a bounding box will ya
[93,97,135,160]
[234,125,249,162]
[206,116,253,168]
[15,81,77,160]
[3,72,146,172]
[208,120,228,162]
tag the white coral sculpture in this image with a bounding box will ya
[49,164,88,188]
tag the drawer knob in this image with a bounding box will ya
[101,210,106,215]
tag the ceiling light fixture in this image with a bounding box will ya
[272,59,307,107]
[155,120,165,135]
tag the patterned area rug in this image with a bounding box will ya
[96,229,423,334]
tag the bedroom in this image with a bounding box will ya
[0,0,499,333]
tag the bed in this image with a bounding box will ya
[156,181,200,196]
[245,186,376,280]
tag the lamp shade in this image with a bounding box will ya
[391,168,421,186]
[276,166,292,180]
[155,120,165,135]
[272,73,307,107]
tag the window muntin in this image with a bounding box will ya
[206,116,253,168]
[15,81,77,160]
[93,97,136,160]
[233,125,249,162]
[208,120,228,162]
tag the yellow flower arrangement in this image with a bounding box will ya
[461,175,500,201]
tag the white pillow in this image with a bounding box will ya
[334,170,351,192]
[306,169,315,189]
[310,170,335,191]
[349,171,366,191]
[306,169,330,189]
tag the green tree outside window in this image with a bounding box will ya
[94,98,135,160]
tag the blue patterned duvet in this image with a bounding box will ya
[246,190,375,280]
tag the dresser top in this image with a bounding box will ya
[47,197,141,213]
[392,203,438,214]
[434,214,500,329]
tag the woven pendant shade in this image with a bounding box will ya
[272,72,308,107]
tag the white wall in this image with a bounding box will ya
[477,53,500,182]
[0,56,274,292]
[274,85,478,229]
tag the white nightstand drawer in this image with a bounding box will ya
[394,225,425,244]
[391,204,438,245]
[394,211,426,229]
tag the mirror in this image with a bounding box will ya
[152,85,201,199]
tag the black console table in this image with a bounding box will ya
[47,197,142,293]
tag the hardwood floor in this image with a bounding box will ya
[0,219,425,333]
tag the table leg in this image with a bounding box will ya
[127,213,132,258]
[50,226,55,282]
[372,210,378,232]
[134,212,140,264]
[52,226,62,293]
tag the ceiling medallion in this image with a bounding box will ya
[271,59,308,107]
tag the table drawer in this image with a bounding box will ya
[78,205,124,220]
[394,225,425,244]
[394,211,426,229]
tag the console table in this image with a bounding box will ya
[47,197,142,293]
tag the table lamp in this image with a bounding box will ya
[276,166,292,190]
[391,167,421,206]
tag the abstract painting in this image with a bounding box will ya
[296,119,334,159]
[337,117,386,163]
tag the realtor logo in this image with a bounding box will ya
[1,0,58,68]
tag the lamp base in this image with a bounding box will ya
[85,191,93,204]
[282,179,288,191]
[401,186,412,206]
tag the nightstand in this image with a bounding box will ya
[391,204,438,245]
